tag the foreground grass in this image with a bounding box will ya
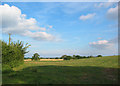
[2,56,119,84]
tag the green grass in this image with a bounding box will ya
[2,56,119,84]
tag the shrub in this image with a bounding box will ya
[2,40,30,71]
[2,41,24,68]
[2,64,13,73]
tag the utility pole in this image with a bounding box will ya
[9,33,11,45]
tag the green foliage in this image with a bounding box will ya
[72,55,76,59]
[32,53,40,61]
[61,55,72,60]
[75,55,82,59]
[24,57,31,59]
[40,57,43,59]
[60,54,103,60]
[97,55,102,57]
[55,57,59,59]
[0,40,2,63]
[11,40,31,54]
[2,40,30,71]
[2,64,13,73]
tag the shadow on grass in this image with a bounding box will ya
[2,65,118,85]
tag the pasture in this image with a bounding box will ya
[2,56,119,84]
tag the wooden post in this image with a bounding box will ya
[9,33,11,45]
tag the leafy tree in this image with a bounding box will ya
[60,55,67,59]
[87,56,93,58]
[83,56,87,58]
[11,40,31,55]
[2,34,30,72]
[61,55,72,60]
[55,57,59,59]
[2,40,30,69]
[72,55,76,59]
[97,55,102,57]
[65,56,72,60]
[32,53,40,61]
[40,57,43,59]
[75,55,82,59]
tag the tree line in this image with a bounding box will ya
[31,53,102,61]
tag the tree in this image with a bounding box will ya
[32,53,40,61]
[72,55,76,59]
[2,34,31,72]
[12,40,31,55]
[55,57,59,59]
[60,55,67,59]
[2,40,28,69]
[75,55,82,59]
[60,55,67,60]
[65,56,72,60]
[61,55,72,60]
[97,55,102,57]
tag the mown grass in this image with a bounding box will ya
[2,56,119,84]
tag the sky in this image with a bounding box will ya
[0,1,119,57]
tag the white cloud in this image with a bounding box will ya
[89,40,108,45]
[106,6,118,20]
[48,25,53,29]
[23,31,55,41]
[95,3,114,8]
[97,37,102,40]
[89,38,117,49]
[0,4,59,41]
[79,13,96,20]
[94,0,117,8]
[40,27,46,31]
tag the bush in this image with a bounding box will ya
[2,64,13,73]
[2,40,30,71]
[2,41,24,68]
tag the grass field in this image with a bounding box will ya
[2,56,119,84]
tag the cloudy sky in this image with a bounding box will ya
[0,1,118,57]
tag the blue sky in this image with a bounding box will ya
[1,2,118,57]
